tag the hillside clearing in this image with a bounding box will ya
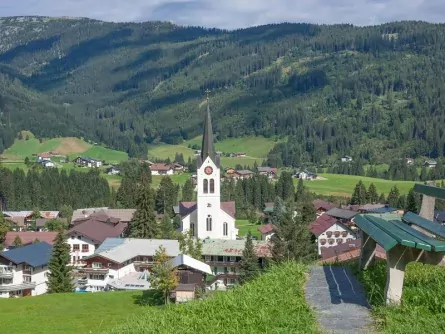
[110,262,318,334]
[300,173,417,197]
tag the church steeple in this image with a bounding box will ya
[199,90,218,166]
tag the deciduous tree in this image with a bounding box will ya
[178,229,203,260]
[150,246,178,304]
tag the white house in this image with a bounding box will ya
[257,223,276,241]
[297,170,317,180]
[341,156,353,162]
[0,242,52,298]
[308,214,357,255]
[178,99,237,240]
[150,163,174,175]
[41,160,56,168]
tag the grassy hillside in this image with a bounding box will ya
[299,173,417,197]
[0,263,316,334]
[1,17,445,163]
[357,262,445,333]
[110,262,317,334]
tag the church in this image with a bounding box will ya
[178,98,238,240]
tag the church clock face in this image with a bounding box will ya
[204,166,213,175]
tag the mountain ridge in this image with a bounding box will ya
[1,17,445,163]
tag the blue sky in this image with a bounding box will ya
[1,0,444,29]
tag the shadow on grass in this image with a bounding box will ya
[132,290,164,306]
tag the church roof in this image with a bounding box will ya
[178,201,235,219]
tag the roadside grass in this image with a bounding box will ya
[300,173,417,197]
[356,261,445,333]
[236,219,262,239]
[109,262,318,334]
[0,290,149,333]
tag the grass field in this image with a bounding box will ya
[0,291,148,333]
[236,219,262,239]
[110,262,317,334]
[300,173,417,197]
[357,262,445,333]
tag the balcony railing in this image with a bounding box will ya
[0,271,13,279]
[206,261,240,267]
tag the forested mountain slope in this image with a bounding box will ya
[1,16,445,163]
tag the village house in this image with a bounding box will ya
[341,156,353,162]
[150,163,174,175]
[224,167,235,175]
[424,160,437,168]
[2,231,58,250]
[0,242,52,298]
[70,208,135,222]
[39,160,56,168]
[406,158,414,165]
[172,162,185,172]
[235,152,246,157]
[67,211,132,266]
[257,223,276,241]
[37,153,52,161]
[257,166,278,179]
[324,207,358,227]
[74,156,103,168]
[313,199,336,217]
[106,165,120,175]
[308,213,357,255]
[2,211,61,231]
[232,170,254,180]
[296,169,317,180]
[202,239,270,290]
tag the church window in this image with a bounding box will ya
[223,222,228,236]
[206,215,212,231]
[210,179,215,193]
[190,222,195,236]
[203,179,208,193]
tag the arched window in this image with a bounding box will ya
[190,222,195,236]
[210,179,215,193]
[223,222,228,236]
[203,179,208,193]
[206,215,212,231]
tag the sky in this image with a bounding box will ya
[1,0,444,30]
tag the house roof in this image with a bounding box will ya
[325,208,358,220]
[5,216,26,226]
[234,170,253,175]
[0,242,52,267]
[308,214,339,236]
[150,163,173,171]
[4,232,58,247]
[71,208,135,222]
[77,156,101,162]
[67,221,126,243]
[3,211,33,218]
[40,211,60,219]
[258,223,276,234]
[178,201,235,219]
[202,239,271,257]
[257,167,277,173]
[358,204,386,211]
[366,206,398,214]
[92,238,180,263]
[318,240,386,264]
[71,207,109,221]
[169,254,212,275]
[425,160,437,164]
[313,199,336,211]
[38,153,52,158]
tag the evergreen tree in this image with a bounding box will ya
[295,178,305,201]
[378,193,386,203]
[387,185,400,208]
[275,171,295,201]
[350,180,367,205]
[155,176,177,216]
[271,196,284,224]
[159,215,176,239]
[129,174,159,238]
[172,214,182,229]
[405,188,418,213]
[47,229,73,293]
[238,231,259,285]
[0,212,9,245]
[45,219,68,231]
[151,246,178,305]
[366,183,378,203]
[178,229,203,260]
[181,179,194,202]
[13,235,23,247]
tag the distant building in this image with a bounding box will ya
[232,170,254,180]
[341,156,353,162]
[424,160,437,168]
[257,167,278,179]
[106,165,120,175]
[406,158,414,165]
[257,223,276,241]
[235,152,246,157]
[296,170,317,180]
[3,231,58,250]
[74,157,103,168]
[150,163,174,175]
[40,160,56,168]
[313,199,336,217]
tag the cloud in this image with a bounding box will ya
[0,0,444,29]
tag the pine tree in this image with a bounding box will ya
[387,185,400,207]
[151,246,178,304]
[155,176,177,216]
[0,212,9,245]
[378,193,386,203]
[366,183,378,203]
[405,188,418,213]
[178,229,203,259]
[159,215,176,239]
[47,229,73,293]
[295,178,305,201]
[129,173,159,238]
[13,235,23,247]
[238,231,259,285]
[351,180,367,205]
[181,179,194,202]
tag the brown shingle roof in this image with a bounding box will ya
[317,242,386,264]
[308,214,338,236]
[313,199,336,211]
[150,163,172,171]
[4,232,58,248]
[258,223,276,234]
[67,221,126,243]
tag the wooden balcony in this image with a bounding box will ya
[206,261,240,267]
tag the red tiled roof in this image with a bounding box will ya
[150,163,172,171]
[308,214,338,236]
[67,221,126,243]
[313,199,336,211]
[317,243,386,264]
[178,201,235,219]
[4,232,58,247]
[258,223,276,234]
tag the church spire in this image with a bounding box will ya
[201,89,216,164]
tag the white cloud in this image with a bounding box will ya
[0,0,444,29]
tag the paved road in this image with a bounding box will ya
[305,266,375,334]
